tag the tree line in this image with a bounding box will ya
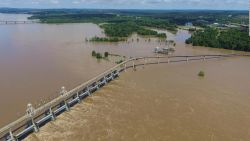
[101,22,167,38]
[186,27,250,51]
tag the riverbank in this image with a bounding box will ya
[25,56,250,141]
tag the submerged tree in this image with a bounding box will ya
[96,53,103,59]
[104,52,109,58]
[92,50,97,57]
[198,71,205,77]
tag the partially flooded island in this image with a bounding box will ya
[0,7,250,141]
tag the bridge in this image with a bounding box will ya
[0,21,38,25]
[0,54,249,141]
[224,23,249,29]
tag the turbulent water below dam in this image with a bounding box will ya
[25,57,250,141]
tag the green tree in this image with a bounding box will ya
[92,51,96,57]
[104,52,109,58]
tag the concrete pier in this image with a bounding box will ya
[49,108,55,121]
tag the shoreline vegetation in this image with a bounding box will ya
[99,22,168,38]
[28,13,177,31]
[91,50,125,64]
[2,8,248,51]
[29,13,170,41]
[88,23,167,42]
[186,27,250,52]
[27,11,174,41]
[89,37,126,42]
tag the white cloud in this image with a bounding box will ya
[50,0,59,4]
[72,1,80,4]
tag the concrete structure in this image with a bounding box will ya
[0,21,38,25]
[0,54,248,141]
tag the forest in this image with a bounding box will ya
[186,27,250,51]
[101,22,167,38]
[1,8,248,26]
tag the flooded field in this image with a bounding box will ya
[25,57,250,141]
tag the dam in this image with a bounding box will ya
[0,54,248,141]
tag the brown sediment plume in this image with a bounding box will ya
[25,57,250,141]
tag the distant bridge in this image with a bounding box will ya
[0,21,39,25]
[0,54,249,141]
[225,23,249,28]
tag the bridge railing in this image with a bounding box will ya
[0,54,245,141]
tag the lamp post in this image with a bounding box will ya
[26,103,39,132]
[60,86,69,111]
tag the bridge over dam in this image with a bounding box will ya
[0,54,249,141]
[0,21,39,25]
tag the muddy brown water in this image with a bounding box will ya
[1,14,250,140]
[0,14,180,127]
[25,57,250,141]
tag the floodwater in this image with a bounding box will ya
[0,13,250,140]
[0,14,197,127]
[25,57,250,141]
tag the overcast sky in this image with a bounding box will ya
[0,0,248,10]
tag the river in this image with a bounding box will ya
[1,13,250,140]
[0,14,193,127]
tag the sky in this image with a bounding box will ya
[0,0,248,10]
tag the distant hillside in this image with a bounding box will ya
[0,8,248,25]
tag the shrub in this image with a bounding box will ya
[156,33,167,38]
[92,51,96,57]
[104,52,109,58]
[96,53,103,59]
[198,71,205,77]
